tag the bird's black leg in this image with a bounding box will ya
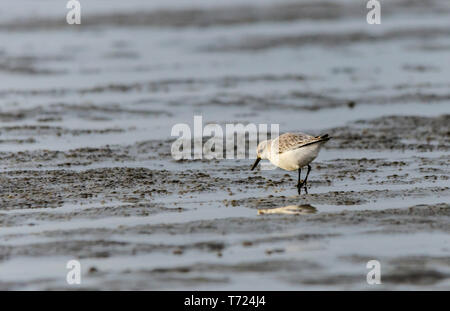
[303,165,312,191]
[296,168,302,194]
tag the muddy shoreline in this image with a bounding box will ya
[0,0,449,290]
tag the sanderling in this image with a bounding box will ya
[251,132,331,194]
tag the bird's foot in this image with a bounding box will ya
[296,181,308,195]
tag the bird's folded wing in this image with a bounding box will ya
[274,133,320,154]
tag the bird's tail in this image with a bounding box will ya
[316,133,331,142]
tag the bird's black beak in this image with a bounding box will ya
[251,157,261,170]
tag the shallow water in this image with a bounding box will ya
[0,0,449,290]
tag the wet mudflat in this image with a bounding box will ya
[0,0,449,290]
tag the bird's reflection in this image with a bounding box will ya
[258,204,317,215]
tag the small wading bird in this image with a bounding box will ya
[251,133,331,194]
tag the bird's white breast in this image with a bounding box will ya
[269,143,322,171]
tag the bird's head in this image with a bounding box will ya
[251,140,270,170]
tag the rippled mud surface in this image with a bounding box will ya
[0,0,449,290]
